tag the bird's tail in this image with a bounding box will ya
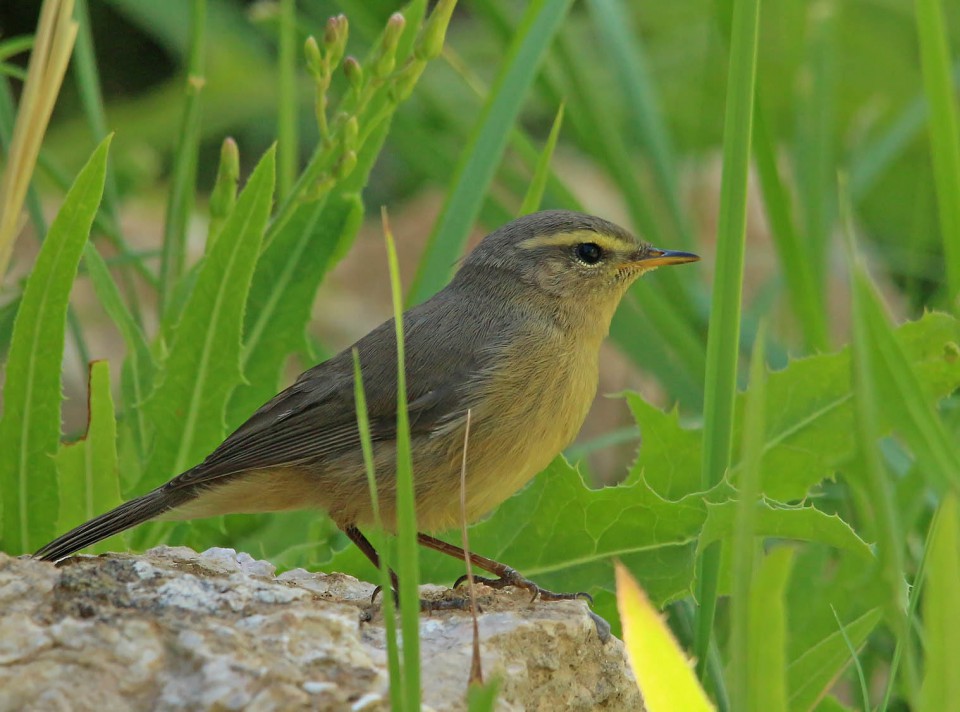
[33,485,195,562]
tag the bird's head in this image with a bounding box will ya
[460,210,699,310]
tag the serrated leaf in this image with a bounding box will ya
[698,500,873,561]
[788,607,882,712]
[628,312,960,503]
[0,135,111,554]
[226,193,361,430]
[745,311,960,501]
[137,146,275,492]
[626,393,702,499]
[55,360,123,553]
[615,561,713,712]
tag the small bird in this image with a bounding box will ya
[35,210,698,600]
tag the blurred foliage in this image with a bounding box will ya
[1,0,960,709]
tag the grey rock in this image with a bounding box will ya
[0,547,642,711]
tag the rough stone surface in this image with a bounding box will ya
[0,547,642,711]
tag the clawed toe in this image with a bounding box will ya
[453,569,592,604]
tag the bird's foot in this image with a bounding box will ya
[370,584,470,612]
[453,567,593,604]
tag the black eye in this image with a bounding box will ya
[574,242,603,265]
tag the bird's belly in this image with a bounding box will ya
[414,350,598,531]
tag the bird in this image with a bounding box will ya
[35,210,698,601]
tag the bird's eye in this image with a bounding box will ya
[574,242,603,265]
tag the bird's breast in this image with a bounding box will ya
[437,327,600,526]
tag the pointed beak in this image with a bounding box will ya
[633,247,700,268]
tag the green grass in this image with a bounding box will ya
[695,0,762,688]
[2,0,960,708]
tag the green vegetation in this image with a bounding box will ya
[1,0,959,709]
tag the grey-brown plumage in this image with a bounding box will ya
[35,210,698,576]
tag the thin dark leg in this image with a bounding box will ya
[342,525,400,594]
[342,525,467,612]
[416,532,592,604]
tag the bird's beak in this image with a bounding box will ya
[632,247,700,268]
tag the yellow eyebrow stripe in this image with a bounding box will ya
[518,230,629,252]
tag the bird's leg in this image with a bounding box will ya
[342,525,399,601]
[341,525,467,611]
[416,532,593,604]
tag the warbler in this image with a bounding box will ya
[35,210,698,600]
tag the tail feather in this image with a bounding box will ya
[33,486,194,562]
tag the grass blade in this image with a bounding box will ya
[0,135,111,553]
[914,0,960,305]
[745,548,792,711]
[159,0,206,317]
[586,0,691,247]
[787,608,882,711]
[753,100,829,352]
[277,0,297,201]
[352,349,402,711]
[730,323,768,711]
[0,0,77,282]
[518,103,564,216]
[694,0,762,679]
[847,252,919,705]
[408,0,574,304]
[382,209,421,710]
[919,494,960,712]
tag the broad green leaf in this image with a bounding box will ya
[55,360,123,553]
[408,0,575,304]
[626,393,702,499]
[787,607,882,712]
[136,147,275,493]
[745,548,793,712]
[0,135,110,554]
[629,312,960,503]
[919,494,960,712]
[698,501,873,561]
[227,193,362,430]
[616,562,713,712]
[517,103,563,216]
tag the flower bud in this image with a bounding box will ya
[304,36,323,79]
[343,56,363,91]
[416,0,455,61]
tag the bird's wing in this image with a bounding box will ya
[167,299,496,490]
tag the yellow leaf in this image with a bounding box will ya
[615,561,714,712]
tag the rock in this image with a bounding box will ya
[0,547,642,711]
